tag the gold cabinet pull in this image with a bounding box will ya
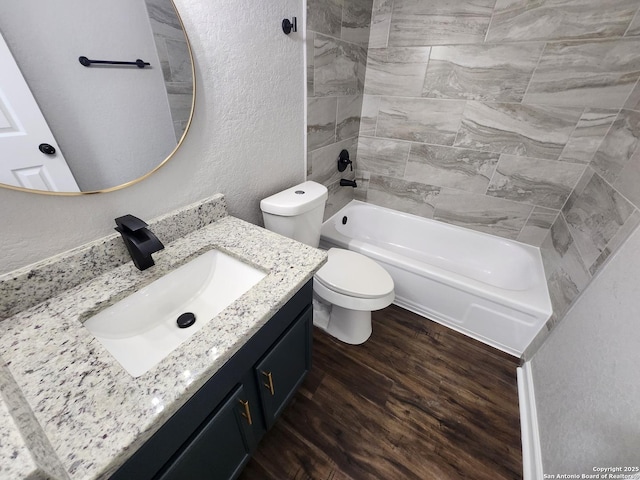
[238,399,252,425]
[261,370,275,396]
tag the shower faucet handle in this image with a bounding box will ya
[338,149,352,172]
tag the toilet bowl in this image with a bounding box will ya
[260,181,394,344]
[313,248,394,344]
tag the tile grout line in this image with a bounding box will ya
[483,153,502,196]
[589,107,623,183]
[520,41,547,101]
[483,0,499,43]
[622,5,640,37]
[557,107,588,161]
[385,0,395,48]
[516,206,536,243]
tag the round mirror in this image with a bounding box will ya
[0,0,195,195]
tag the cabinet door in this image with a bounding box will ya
[156,384,256,480]
[254,307,312,429]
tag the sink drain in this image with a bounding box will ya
[177,312,196,328]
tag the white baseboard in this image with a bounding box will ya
[517,363,543,480]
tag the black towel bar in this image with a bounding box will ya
[78,56,150,68]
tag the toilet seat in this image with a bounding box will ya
[314,249,394,311]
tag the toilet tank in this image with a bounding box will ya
[260,181,328,248]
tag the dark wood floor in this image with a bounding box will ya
[239,304,522,480]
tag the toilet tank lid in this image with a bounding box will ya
[260,181,328,216]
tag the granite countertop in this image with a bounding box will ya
[0,196,326,480]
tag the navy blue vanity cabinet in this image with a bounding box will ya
[255,306,312,429]
[110,280,312,480]
[156,384,255,480]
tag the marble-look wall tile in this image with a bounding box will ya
[377,97,466,145]
[306,0,371,199]
[307,97,337,152]
[165,38,191,83]
[626,8,640,36]
[307,0,343,38]
[357,136,411,176]
[364,47,431,97]
[591,109,640,183]
[167,79,193,99]
[544,269,579,325]
[523,39,640,109]
[146,1,192,143]
[433,190,533,239]
[388,0,495,46]
[355,44,368,94]
[342,0,375,45]
[404,144,499,194]
[486,0,639,42]
[314,34,359,97]
[614,148,640,208]
[623,79,640,111]
[308,137,358,187]
[337,96,363,141]
[307,33,315,96]
[145,0,184,38]
[153,34,172,84]
[487,154,585,209]
[558,109,618,164]
[360,95,380,135]
[325,177,356,220]
[369,0,393,48]
[367,174,441,218]
[517,207,559,247]
[422,43,544,102]
[539,214,591,318]
[454,102,582,160]
[354,170,370,202]
[563,168,635,268]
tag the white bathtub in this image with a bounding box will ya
[319,200,552,357]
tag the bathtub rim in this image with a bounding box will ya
[321,200,552,320]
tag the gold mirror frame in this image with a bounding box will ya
[0,0,196,196]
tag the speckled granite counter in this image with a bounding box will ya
[0,195,326,480]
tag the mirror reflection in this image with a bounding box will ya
[0,0,194,194]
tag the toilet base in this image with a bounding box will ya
[312,299,372,345]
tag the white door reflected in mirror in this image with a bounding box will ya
[0,32,80,192]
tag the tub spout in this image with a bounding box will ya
[340,179,357,187]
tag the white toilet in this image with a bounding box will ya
[260,181,394,344]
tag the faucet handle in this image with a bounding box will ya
[337,149,353,172]
[115,214,148,232]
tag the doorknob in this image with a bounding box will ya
[39,143,56,155]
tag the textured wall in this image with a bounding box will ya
[531,221,640,474]
[306,0,373,219]
[0,0,305,275]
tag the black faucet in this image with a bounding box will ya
[114,214,164,271]
[340,179,357,187]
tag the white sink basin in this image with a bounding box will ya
[84,249,267,377]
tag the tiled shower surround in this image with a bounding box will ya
[308,0,640,355]
[306,0,374,218]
